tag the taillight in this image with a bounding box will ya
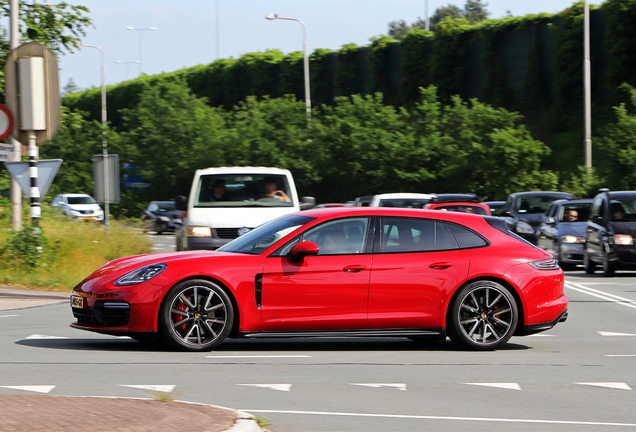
[529,258,560,270]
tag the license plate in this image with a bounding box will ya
[71,296,84,308]
[84,217,93,220]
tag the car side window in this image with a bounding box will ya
[448,224,488,248]
[378,218,459,253]
[275,218,370,256]
[592,197,604,218]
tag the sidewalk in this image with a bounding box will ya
[0,286,264,432]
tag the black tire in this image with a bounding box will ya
[155,221,162,235]
[583,247,596,274]
[602,250,615,277]
[447,280,518,350]
[159,279,234,351]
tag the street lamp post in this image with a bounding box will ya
[80,44,110,228]
[125,27,156,76]
[584,0,592,168]
[265,14,311,121]
[115,60,141,81]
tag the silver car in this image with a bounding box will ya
[51,193,104,221]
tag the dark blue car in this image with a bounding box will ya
[141,201,183,234]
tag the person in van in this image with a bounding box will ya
[259,178,291,203]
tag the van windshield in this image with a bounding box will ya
[194,174,294,207]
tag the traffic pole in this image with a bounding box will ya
[28,131,40,227]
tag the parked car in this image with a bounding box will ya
[584,189,636,276]
[424,194,491,215]
[537,199,593,271]
[315,203,346,208]
[499,191,575,244]
[70,207,567,352]
[484,201,506,215]
[51,194,104,221]
[141,201,182,234]
[353,193,435,208]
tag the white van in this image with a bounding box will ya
[175,167,315,250]
[353,193,435,208]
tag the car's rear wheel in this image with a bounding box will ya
[602,250,615,277]
[447,281,518,350]
[159,280,233,351]
[583,247,596,274]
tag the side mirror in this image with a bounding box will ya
[300,196,316,210]
[175,195,187,211]
[289,241,320,263]
[544,217,555,225]
[499,209,511,217]
[590,214,603,224]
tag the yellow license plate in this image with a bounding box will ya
[71,296,84,308]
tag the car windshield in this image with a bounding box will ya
[194,174,293,208]
[157,202,175,212]
[559,203,591,222]
[378,199,431,208]
[67,196,95,205]
[517,195,565,214]
[434,204,488,215]
[609,197,636,221]
[218,214,315,255]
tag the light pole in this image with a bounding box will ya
[115,60,140,81]
[81,44,110,228]
[425,0,430,31]
[265,14,311,121]
[583,0,592,168]
[125,27,156,76]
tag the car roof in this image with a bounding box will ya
[372,193,435,199]
[300,206,491,223]
[57,193,93,198]
[604,191,636,198]
[195,166,291,176]
[510,191,575,197]
[551,198,593,206]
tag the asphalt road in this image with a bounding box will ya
[1,233,635,431]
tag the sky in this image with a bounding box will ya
[10,0,606,92]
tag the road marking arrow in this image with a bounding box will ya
[119,385,176,393]
[25,334,68,339]
[237,384,291,392]
[465,383,522,391]
[350,383,407,391]
[574,382,632,390]
[599,331,636,337]
[1,385,56,394]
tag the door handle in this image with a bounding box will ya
[429,262,453,270]
[343,265,367,273]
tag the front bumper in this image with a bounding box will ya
[558,243,585,265]
[609,245,636,269]
[186,235,231,251]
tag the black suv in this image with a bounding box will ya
[584,189,636,276]
[499,191,575,244]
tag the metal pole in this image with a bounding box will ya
[584,0,592,168]
[138,31,143,75]
[425,0,430,31]
[28,131,39,226]
[82,44,110,228]
[216,0,220,59]
[9,0,22,230]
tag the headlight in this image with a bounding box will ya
[516,221,534,234]
[529,258,559,270]
[114,263,167,286]
[561,235,585,244]
[188,226,212,236]
[159,216,170,222]
[614,234,634,246]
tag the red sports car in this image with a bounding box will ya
[70,208,568,351]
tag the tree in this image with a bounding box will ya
[387,0,489,38]
[63,77,80,95]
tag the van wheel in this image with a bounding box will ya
[584,248,596,274]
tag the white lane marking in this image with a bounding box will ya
[599,332,636,337]
[527,334,557,337]
[465,382,521,391]
[24,334,68,339]
[606,355,636,357]
[237,384,291,392]
[574,382,632,390]
[1,385,56,394]
[239,409,636,427]
[119,385,176,393]
[0,315,18,318]
[206,355,311,359]
[350,383,407,391]
[574,282,635,286]
[564,281,636,310]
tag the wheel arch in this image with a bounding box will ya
[156,275,241,339]
[445,276,525,336]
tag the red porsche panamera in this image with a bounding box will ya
[71,208,568,351]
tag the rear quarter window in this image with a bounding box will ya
[449,224,488,248]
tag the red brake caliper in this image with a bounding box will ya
[174,296,189,331]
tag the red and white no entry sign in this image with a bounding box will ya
[0,104,15,141]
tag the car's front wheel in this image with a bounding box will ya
[447,281,518,350]
[159,280,234,351]
[602,249,615,277]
